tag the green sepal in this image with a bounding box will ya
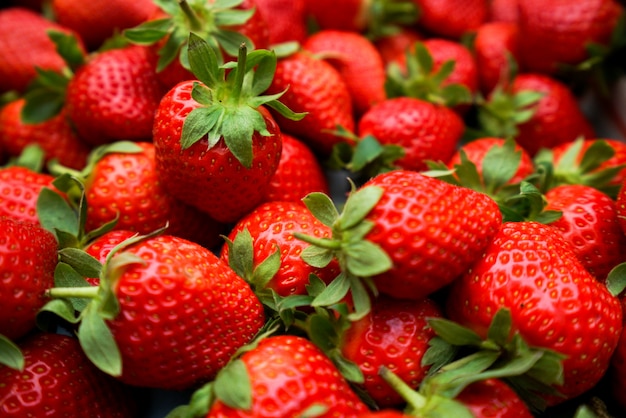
[311,272,351,308]
[344,240,391,277]
[53,262,92,312]
[606,262,626,296]
[78,305,122,376]
[37,298,81,331]
[0,334,24,371]
[6,143,45,172]
[214,359,252,410]
[123,18,172,45]
[338,185,384,231]
[422,336,459,376]
[37,186,79,239]
[58,248,103,279]
[301,192,339,227]
[300,245,334,269]
[47,29,85,71]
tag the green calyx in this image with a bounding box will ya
[366,0,420,40]
[293,186,392,320]
[124,0,255,72]
[385,41,473,107]
[180,33,304,168]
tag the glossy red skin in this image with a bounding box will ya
[446,221,623,405]
[255,0,308,45]
[304,29,386,116]
[207,335,370,417]
[0,99,91,170]
[511,73,595,156]
[447,137,535,185]
[422,38,479,95]
[261,133,329,203]
[153,80,282,224]
[361,170,503,300]
[51,0,158,51]
[0,166,55,224]
[518,0,623,74]
[0,332,138,417]
[474,21,520,95]
[456,379,533,418]
[221,200,340,296]
[545,184,626,281]
[340,296,442,407]
[358,97,464,172]
[374,28,423,67]
[265,52,355,156]
[106,234,265,389]
[0,7,85,93]
[0,217,57,341]
[66,45,165,146]
[488,0,519,23]
[412,0,488,39]
[84,230,136,286]
[551,138,626,187]
[304,0,368,32]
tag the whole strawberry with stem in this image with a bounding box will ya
[153,34,303,224]
[0,332,139,417]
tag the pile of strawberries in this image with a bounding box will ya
[3,0,626,416]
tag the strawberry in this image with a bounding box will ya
[83,229,137,286]
[412,0,488,39]
[201,335,370,417]
[65,44,164,146]
[338,295,443,407]
[473,21,520,95]
[153,36,302,224]
[220,200,341,297]
[265,50,356,156]
[46,232,266,390]
[544,184,626,281]
[51,0,158,51]
[488,0,519,23]
[254,0,308,45]
[0,98,91,170]
[262,133,329,203]
[125,0,270,90]
[357,97,465,172]
[303,29,387,116]
[446,221,623,404]
[454,379,534,418]
[374,27,423,66]
[0,7,85,93]
[0,332,139,417]
[517,0,624,75]
[0,216,57,341]
[0,165,56,224]
[477,73,596,156]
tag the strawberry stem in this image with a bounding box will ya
[179,0,203,32]
[379,365,427,409]
[46,286,100,299]
[231,43,247,103]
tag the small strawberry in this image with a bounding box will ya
[0,216,57,341]
[446,221,623,404]
[45,232,266,390]
[265,50,356,156]
[220,200,341,297]
[65,44,165,146]
[0,7,85,93]
[198,335,370,417]
[303,29,387,116]
[0,332,139,417]
[153,35,302,224]
[412,0,488,39]
[544,184,626,281]
[517,0,624,75]
[262,133,329,203]
[51,0,158,51]
[0,98,91,170]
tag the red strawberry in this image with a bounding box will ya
[544,184,626,281]
[83,229,137,286]
[254,0,308,45]
[339,295,442,407]
[0,332,138,417]
[220,200,341,297]
[51,0,158,51]
[265,51,356,156]
[412,0,488,39]
[0,7,85,93]
[421,38,479,96]
[473,21,520,94]
[153,35,303,224]
[48,233,266,390]
[488,0,519,23]
[478,73,596,156]
[65,45,164,146]
[357,97,465,171]
[0,166,56,224]
[262,133,329,203]
[205,335,370,417]
[446,221,623,404]
[517,0,624,75]
[0,217,57,341]
[0,98,91,170]
[303,29,387,116]
[304,0,370,32]
[451,378,534,418]
[374,27,423,66]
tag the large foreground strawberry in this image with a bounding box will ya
[153,34,302,224]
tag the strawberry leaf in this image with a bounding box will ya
[123,18,171,45]
[78,306,122,376]
[214,359,252,410]
[0,335,24,371]
[37,186,79,239]
[58,248,103,279]
[301,192,339,227]
[311,272,351,307]
[606,262,626,296]
[337,185,383,231]
[53,262,91,312]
